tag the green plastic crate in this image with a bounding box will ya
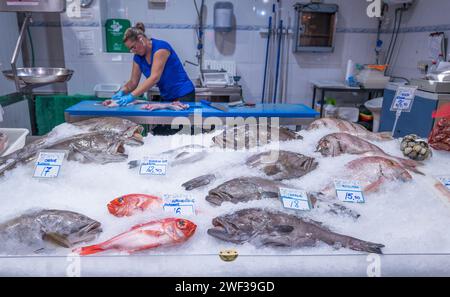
[35,94,98,135]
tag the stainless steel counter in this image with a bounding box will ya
[147,85,242,102]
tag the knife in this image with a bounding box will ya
[200,100,229,112]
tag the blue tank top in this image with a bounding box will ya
[133,38,195,101]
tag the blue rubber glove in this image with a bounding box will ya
[116,94,136,107]
[112,90,125,100]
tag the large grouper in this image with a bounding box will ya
[0,209,102,255]
[205,177,360,219]
[207,208,384,254]
[212,124,302,150]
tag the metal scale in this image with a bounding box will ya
[0,0,73,93]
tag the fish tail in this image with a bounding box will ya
[394,157,425,175]
[376,132,393,140]
[74,244,105,256]
[349,240,385,254]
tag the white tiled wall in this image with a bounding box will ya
[379,0,450,80]
[58,0,380,105]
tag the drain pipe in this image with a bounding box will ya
[261,15,272,103]
[273,19,283,104]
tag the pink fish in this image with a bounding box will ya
[107,194,163,217]
[74,218,197,255]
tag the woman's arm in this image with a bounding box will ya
[122,62,142,94]
[131,49,170,97]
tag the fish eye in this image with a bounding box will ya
[117,197,124,203]
[177,220,186,229]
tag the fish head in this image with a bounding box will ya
[123,125,144,146]
[174,219,197,239]
[107,195,139,217]
[316,137,333,156]
[207,215,252,244]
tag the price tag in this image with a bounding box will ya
[279,187,312,211]
[334,179,365,203]
[162,194,196,216]
[139,158,168,176]
[390,86,417,112]
[436,176,450,192]
[33,150,66,178]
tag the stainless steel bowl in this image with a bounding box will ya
[2,67,74,84]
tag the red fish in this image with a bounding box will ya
[107,194,162,217]
[74,218,196,256]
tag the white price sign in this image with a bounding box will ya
[436,176,450,191]
[390,86,417,112]
[279,187,312,211]
[33,151,66,178]
[334,179,365,203]
[139,158,168,176]
[163,194,196,216]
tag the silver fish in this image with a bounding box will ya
[0,131,127,175]
[70,117,144,146]
[182,174,216,191]
[0,209,102,254]
[308,118,392,141]
[0,132,8,155]
[246,150,318,180]
[316,133,422,174]
[213,125,302,150]
[318,156,412,197]
[206,177,359,219]
[207,208,384,254]
[162,144,208,166]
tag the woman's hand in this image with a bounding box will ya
[112,90,125,100]
[116,94,136,106]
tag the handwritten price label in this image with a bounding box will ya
[139,158,168,176]
[334,179,365,203]
[279,187,312,211]
[33,150,66,179]
[162,194,196,216]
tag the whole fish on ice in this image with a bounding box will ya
[206,177,360,218]
[0,131,128,175]
[0,209,102,255]
[128,144,207,169]
[74,218,196,255]
[107,194,163,217]
[246,150,318,180]
[317,156,413,198]
[308,118,392,141]
[182,174,216,191]
[213,124,302,150]
[0,131,8,155]
[316,133,422,174]
[208,208,384,254]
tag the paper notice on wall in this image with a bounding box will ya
[428,34,444,61]
[76,30,95,56]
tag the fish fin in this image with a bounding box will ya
[349,241,385,254]
[272,225,294,233]
[140,230,165,237]
[364,177,385,193]
[73,244,105,256]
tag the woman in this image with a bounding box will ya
[110,22,195,106]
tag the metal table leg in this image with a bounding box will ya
[311,86,317,109]
[319,89,325,118]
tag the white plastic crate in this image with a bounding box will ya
[0,128,29,157]
[94,84,121,98]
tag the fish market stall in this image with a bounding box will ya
[1,117,450,277]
